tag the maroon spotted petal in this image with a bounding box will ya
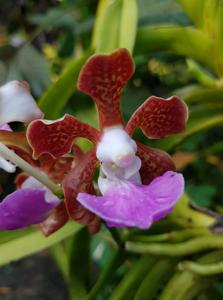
[137,142,176,184]
[39,202,69,236]
[126,96,188,139]
[27,114,100,159]
[62,148,99,232]
[77,48,135,128]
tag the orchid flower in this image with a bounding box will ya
[0,81,62,230]
[27,49,188,231]
[0,124,16,173]
[0,81,43,173]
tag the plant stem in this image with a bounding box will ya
[133,258,179,300]
[104,224,124,249]
[126,235,223,256]
[158,250,223,300]
[128,228,211,243]
[109,255,157,300]
[85,250,125,300]
[180,260,223,276]
[0,143,62,197]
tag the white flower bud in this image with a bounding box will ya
[0,81,43,125]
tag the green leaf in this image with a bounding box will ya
[154,109,223,151]
[94,0,122,53]
[92,0,109,49]
[138,0,187,26]
[202,0,223,76]
[176,0,205,27]
[186,59,216,87]
[135,25,218,74]
[178,86,223,104]
[0,222,82,267]
[29,8,76,30]
[186,184,217,208]
[93,0,138,53]
[16,44,51,95]
[38,49,93,118]
[119,0,138,53]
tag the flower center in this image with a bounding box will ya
[96,127,142,194]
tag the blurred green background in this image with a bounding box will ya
[1,1,223,299]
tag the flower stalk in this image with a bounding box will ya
[0,143,63,197]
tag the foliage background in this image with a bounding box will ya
[0,0,223,299]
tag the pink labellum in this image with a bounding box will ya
[77,48,135,128]
[0,188,59,230]
[27,114,99,159]
[126,96,188,139]
[77,171,184,229]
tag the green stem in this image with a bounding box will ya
[128,228,211,243]
[158,251,221,300]
[85,250,125,300]
[109,255,157,300]
[50,243,70,283]
[106,225,124,249]
[180,260,223,276]
[69,228,91,300]
[0,143,62,197]
[186,58,216,87]
[126,235,223,256]
[96,232,116,247]
[168,194,216,228]
[159,250,223,300]
[133,258,179,300]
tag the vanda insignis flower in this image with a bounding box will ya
[25,48,188,232]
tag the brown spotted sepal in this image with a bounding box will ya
[137,142,176,184]
[47,156,74,184]
[77,48,135,128]
[126,96,188,139]
[27,114,100,159]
